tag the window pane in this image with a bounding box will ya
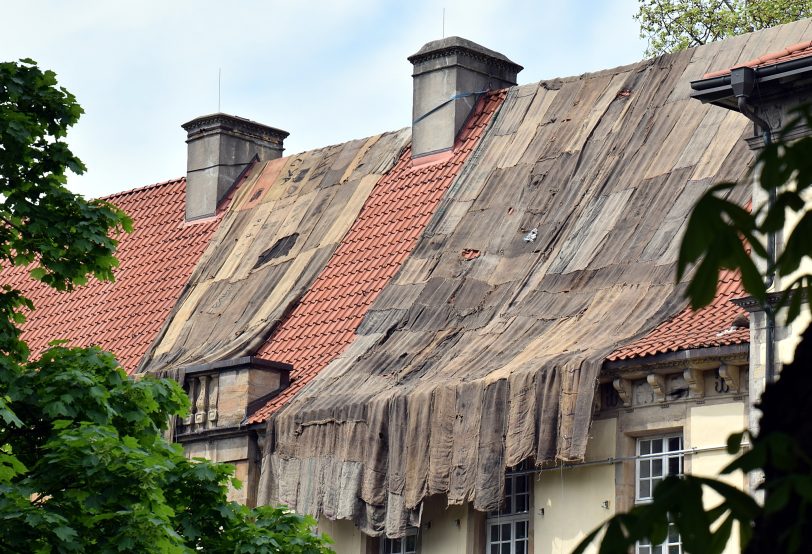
[516,521,527,539]
[490,524,499,542]
[668,546,680,554]
[668,456,680,475]
[405,534,416,552]
[502,523,511,540]
[505,478,512,495]
[668,437,681,452]
[516,541,527,554]
[515,476,527,493]
[640,460,650,478]
[640,440,651,455]
[640,480,650,498]
[652,439,663,454]
[491,544,499,554]
[501,543,510,554]
[652,459,663,477]
[515,494,527,513]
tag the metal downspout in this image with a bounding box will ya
[731,67,777,386]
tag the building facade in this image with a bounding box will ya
[7,18,812,554]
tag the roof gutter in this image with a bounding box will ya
[729,66,777,387]
[690,55,812,114]
[691,55,812,91]
[693,62,788,386]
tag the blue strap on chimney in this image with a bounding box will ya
[412,90,488,125]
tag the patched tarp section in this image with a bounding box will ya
[255,22,812,536]
[138,130,410,372]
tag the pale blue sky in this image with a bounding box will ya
[2,1,647,197]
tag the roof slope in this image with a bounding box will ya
[139,131,412,372]
[704,35,812,78]
[248,93,506,423]
[609,269,748,360]
[257,21,812,536]
[0,178,220,373]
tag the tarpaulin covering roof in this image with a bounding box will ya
[138,131,412,372]
[251,20,812,533]
[133,20,808,538]
[608,269,748,361]
[247,93,506,424]
[0,178,221,373]
[703,35,812,78]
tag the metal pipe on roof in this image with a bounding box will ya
[729,66,777,386]
[691,55,812,91]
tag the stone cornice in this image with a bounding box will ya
[408,37,523,73]
[745,122,812,149]
[601,343,748,379]
[182,113,289,143]
[409,46,524,72]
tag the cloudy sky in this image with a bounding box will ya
[2,1,647,198]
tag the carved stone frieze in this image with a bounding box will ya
[612,378,633,407]
[683,367,705,398]
[646,374,667,402]
[719,363,741,394]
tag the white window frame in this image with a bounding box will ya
[486,468,531,554]
[381,527,418,554]
[635,434,684,554]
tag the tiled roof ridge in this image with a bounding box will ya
[3,176,222,373]
[99,176,185,202]
[247,90,508,423]
[703,38,812,78]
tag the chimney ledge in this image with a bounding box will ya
[183,113,289,143]
[408,36,523,73]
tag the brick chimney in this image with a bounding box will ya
[407,37,522,158]
[182,113,289,220]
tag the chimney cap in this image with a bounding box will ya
[182,112,289,143]
[408,36,523,73]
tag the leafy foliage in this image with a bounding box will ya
[575,110,812,552]
[0,59,132,292]
[636,0,812,57]
[0,60,333,552]
[677,105,812,323]
[0,346,333,553]
[2,347,185,552]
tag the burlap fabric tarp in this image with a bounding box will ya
[138,130,410,373]
[256,21,812,536]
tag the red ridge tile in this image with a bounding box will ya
[0,178,222,373]
[607,269,749,361]
[703,40,812,78]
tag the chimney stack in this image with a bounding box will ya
[408,37,522,158]
[182,113,289,220]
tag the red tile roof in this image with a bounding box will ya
[608,269,749,361]
[703,39,812,78]
[0,178,221,373]
[247,91,507,423]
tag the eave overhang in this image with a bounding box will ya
[690,55,812,110]
[601,343,749,383]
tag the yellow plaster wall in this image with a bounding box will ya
[318,518,365,554]
[418,497,469,554]
[687,401,747,554]
[533,418,617,554]
[778,186,811,365]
